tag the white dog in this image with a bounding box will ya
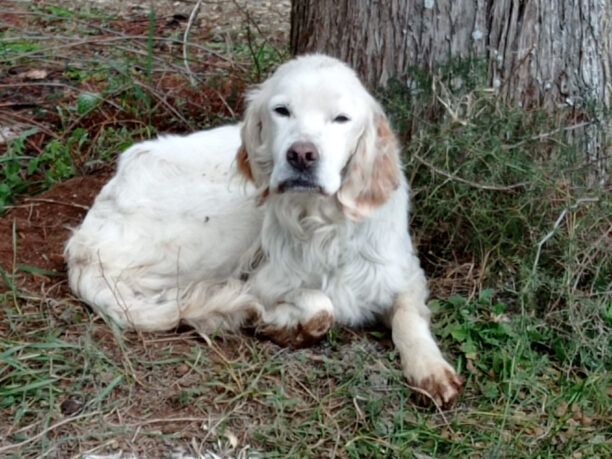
[66,55,462,406]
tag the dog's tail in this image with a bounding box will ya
[65,250,260,335]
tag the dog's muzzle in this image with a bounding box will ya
[278,141,324,193]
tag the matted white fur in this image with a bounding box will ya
[66,55,462,406]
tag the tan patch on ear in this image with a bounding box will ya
[338,116,401,220]
[376,118,394,143]
[354,145,400,210]
[256,187,270,206]
[236,145,254,182]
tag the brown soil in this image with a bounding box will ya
[0,172,110,293]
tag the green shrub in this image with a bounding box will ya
[380,60,610,371]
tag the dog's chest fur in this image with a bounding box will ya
[252,193,409,325]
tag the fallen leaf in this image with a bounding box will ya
[20,69,48,80]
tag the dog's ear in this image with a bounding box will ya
[236,89,266,186]
[337,109,401,220]
[236,145,254,182]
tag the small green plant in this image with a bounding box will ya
[1,129,38,211]
[28,130,83,181]
[230,40,288,81]
[436,290,516,375]
[0,128,84,212]
[0,36,41,61]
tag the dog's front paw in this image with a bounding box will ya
[259,309,334,348]
[405,357,463,408]
[300,309,334,342]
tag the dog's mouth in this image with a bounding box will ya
[277,177,325,194]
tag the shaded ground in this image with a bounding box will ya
[0,173,108,294]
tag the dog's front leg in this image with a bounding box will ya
[256,289,335,348]
[388,288,463,407]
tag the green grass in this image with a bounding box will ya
[1,1,610,457]
[0,37,42,59]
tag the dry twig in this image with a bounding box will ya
[413,153,528,191]
[0,411,101,454]
[183,0,205,86]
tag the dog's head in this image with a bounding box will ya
[237,54,401,220]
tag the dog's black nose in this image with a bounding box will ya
[286,141,319,172]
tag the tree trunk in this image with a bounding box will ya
[291,0,611,181]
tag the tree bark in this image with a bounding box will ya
[291,0,611,181]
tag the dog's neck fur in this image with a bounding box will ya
[267,192,345,235]
[246,184,411,325]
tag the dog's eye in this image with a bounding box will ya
[333,114,350,123]
[273,106,291,117]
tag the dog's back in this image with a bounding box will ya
[65,124,262,331]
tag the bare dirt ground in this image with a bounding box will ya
[0,173,109,293]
